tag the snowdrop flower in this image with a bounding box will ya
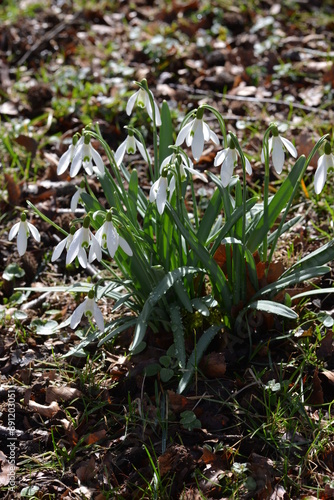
[70,289,104,331]
[51,226,75,262]
[214,143,252,187]
[161,152,207,183]
[70,181,86,212]
[8,212,40,256]
[70,135,105,178]
[314,141,334,194]
[175,107,219,162]
[261,126,297,174]
[149,174,169,215]
[126,80,161,126]
[57,135,82,176]
[66,216,102,268]
[114,131,149,167]
[95,212,132,258]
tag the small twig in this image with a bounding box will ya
[170,83,331,116]
[16,11,83,66]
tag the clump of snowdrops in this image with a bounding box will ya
[8,79,334,392]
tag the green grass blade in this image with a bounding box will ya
[170,305,186,369]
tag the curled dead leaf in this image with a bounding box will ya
[28,400,60,418]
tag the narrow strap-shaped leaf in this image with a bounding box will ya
[177,324,222,394]
[159,100,174,167]
[170,305,186,369]
[251,265,330,300]
[130,266,202,352]
[127,168,139,223]
[166,203,232,310]
[248,300,298,319]
[247,155,306,253]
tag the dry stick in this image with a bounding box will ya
[170,84,331,116]
[16,11,83,67]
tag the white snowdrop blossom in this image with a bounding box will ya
[57,135,82,175]
[314,142,334,194]
[8,212,40,256]
[161,152,207,183]
[261,127,297,174]
[175,107,219,162]
[114,131,149,167]
[66,216,102,268]
[95,212,132,258]
[149,175,169,215]
[70,289,104,332]
[214,145,252,187]
[51,226,75,262]
[70,135,105,178]
[126,81,161,126]
[70,181,86,213]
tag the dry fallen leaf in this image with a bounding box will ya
[45,386,82,403]
[28,400,60,417]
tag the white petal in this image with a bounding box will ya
[185,165,207,182]
[106,223,119,258]
[51,237,68,262]
[192,121,205,161]
[272,137,284,174]
[153,99,162,126]
[202,121,211,142]
[214,149,227,167]
[91,146,105,174]
[66,231,81,264]
[156,177,168,214]
[77,247,88,268]
[17,222,28,256]
[220,150,236,187]
[57,146,73,175]
[70,146,83,177]
[209,129,220,145]
[89,233,102,262]
[175,120,194,147]
[245,157,252,175]
[126,90,139,116]
[314,155,327,194]
[135,138,150,163]
[93,303,105,331]
[114,140,127,167]
[27,222,40,242]
[70,301,87,329]
[119,236,133,256]
[149,178,159,202]
[280,136,297,158]
[8,222,20,241]
[70,189,82,213]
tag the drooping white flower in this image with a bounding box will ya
[66,216,102,268]
[114,131,149,167]
[57,136,82,176]
[70,181,86,213]
[161,152,207,183]
[95,213,132,258]
[51,226,75,262]
[149,175,169,215]
[314,142,334,194]
[175,107,219,162]
[8,212,40,256]
[261,127,297,174]
[70,289,104,331]
[70,135,105,178]
[214,145,252,187]
[126,81,161,126]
